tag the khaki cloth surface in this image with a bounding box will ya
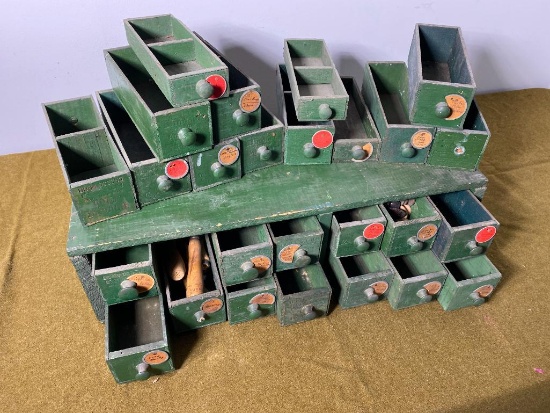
[0,89,549,412]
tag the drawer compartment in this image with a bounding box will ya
[224,277,277,325]
[274,263,332,326]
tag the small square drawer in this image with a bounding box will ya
[124,15,229,106]
[189,137,242,191]
[427,100,490,171]
[387,250,448,310]
[211,224,274,286]
[277,65,335,165]
[93,244,157,305]
[268,216,324,271]
[380,197,441,257]
[162,235,226,332]
[283,39,349,121]
[224,277,277,325]
[329,206,387,257]
[438,255,501,311]
[43,95,138,225]
[362,62,435,164]
[98,90,192,207]
[407,24,476,128]
[274,263,332,326]
[332,77,381,163]
[105,294,174,384]
[328,251,396,309]
[105,46,214,162]
[430,190,499,262]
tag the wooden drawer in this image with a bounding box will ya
[98,90,192,207]
[407,24,476,128]
[438,255,501,311]
[124,15,229,106]
[43,96,138,226]
[274,263,332,326]
[329,206,387,257]
[328,251,396,309]
[105,295,174,383]
[277,65,335,165]
[362,62,435,164]
[93,244,157,305]
[189,137,242,191]
[162,235,226,332]
[427,100,490,170]
[332,77,381,163]
[430,190,499,262]
[105,46,213,162]
[283,39,348,121]
[224,277,277,325]
[387,250,448,310]
[268,216,324,271]
[211,224,274,286]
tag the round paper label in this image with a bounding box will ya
[249,293,276,305]
[417,224,438,241]
[311,130,334,149]
[143,350,170,365]
[239,90,261,113]
[474,284,494,298]
[201,298,224,314]
[475,226,497,243]
[218,144,240,166]
[363,223,385,240]
[454,145,466,156]
[279,244,301,264]
[165,159,189,180]
[445,94,468,120]
[127,273,155,294]
[250,255,272,273]
[206,74,227,100]
[411,130,433,149]
[370,281,389,295]
[424,281,442,295]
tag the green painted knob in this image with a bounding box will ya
[293,249,311,267]
[354,236,371,252]
[318,103,333,120]
[196,79,214,99]
[233,109,250,127]
[416,288,432,303]
[194,310,207,323]
[247,303,262,319]
[156,175,173,192]
[469,292,485,306]
[257,145,272,161]
[401,143,416,158]
[211,162,226,178]
[303,143,319,158]
[177,128,197,146]
[241,261,259,280]
[302,304,317,320]
[135,363,150,381]
[407,236,423,252]
[466,240,484,256]
[351,145,366,160]
[435,102,452,118]
[363,287,379,303]
[118,280,139,300]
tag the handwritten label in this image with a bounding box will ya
[411,130,433,149]
[475,226,497,244]
[417,224,438,241]
[218,144,240,166]
[279,244,301,264]
[250,255,272,273]
[201,298,224,314]
[206,74,227,100]
[165,159,189,179]
[250,293,276,305]
[239,90,261,113]
[474,284,494,298]
[445,94,468,120]
[363,223,385,240]
[311,130,334,149]
[370,281,389,295]
[143,350,170,365]
[424,281,442,295]
[127,273,155,294]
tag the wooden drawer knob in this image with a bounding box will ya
[354,236,371,253]
[257,145,272,161]
[466,240,484,256]
[416,288,432,303]
[194,310,207,323]
[241,261,259,280]
[177,128,197,146]
[469,291,485,306]
[435,102,452,118]
[400,143,416,158]
[363,287,379,303]
[233,109,250,127]
[135,362,150,381]
[118,280,139,300]
[247,303,263,319]
[407,236,424,252]
[318,103,333,120]
[293,248,311,267]
[156,175,173,192]
[211,162,227,178]
[303,143,319,158]
[196,79,214,99]
[301,304,317,320]
[351,145,366,161]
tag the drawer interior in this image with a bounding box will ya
[278,64,292,92]
[270,216,320,237]
[226,277,273,294]
[277,267,325,294]
[462,100,487,132]
[45,97,101,137]
[334,77,370,141]
[95,244,150,270]
[391,251,443,279]
[430,191,492,227]
[129,15,193,44]
[340,253,389,278]
[384,197,437,222]
[334,205,382,224]
[287,39,332,67]
[216,225,270,252]
[445,256,498,281]
[369,63,410,125]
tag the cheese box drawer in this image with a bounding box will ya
[189,137,242,191]
[162,235,226,332]
[93,244,157,305]
[105,295,174,384]
[283,39,349,121]
[430,190,499,262]
[387,250,448,310]
[274,263,332,326]
[212,224,274,286]
[98,90,192,207]
[427,100,490,170]
[124,15,229,106]
[328,251,396,309]
[332,77,381,163]
[277,65,335,165]
[43,96,138,226]
[438,255,501,311]
[224,277,277,325]
[380,197,441,257]
[105,46,214,162]
[329,206,387,257]
[268,216,324,271]
[362,62,435,164]
[407,24,476,128]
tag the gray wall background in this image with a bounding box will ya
[1,0,548,155]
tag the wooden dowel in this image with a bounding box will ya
[166,242,186,282]
[186,236,204,297]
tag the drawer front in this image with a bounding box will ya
[379,127,435,164]
[387,272,448,310]
[225,279,277,324]
[96,266,158,305]
[169,294,227,332]
[107,346,174,384]
[284,127,335,165]
[427,130,489,170]
[239,114,284,174]
[332,138,380,163]
[133,159,192,206]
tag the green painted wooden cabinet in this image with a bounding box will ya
[105,46,214,162]
[43,96,138,226]
[124,15,229,106]
[97,90,192,206]
[430,190,499,262]
[407,24,476,129]
[223,277,277,325]
[274,263,332,326]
